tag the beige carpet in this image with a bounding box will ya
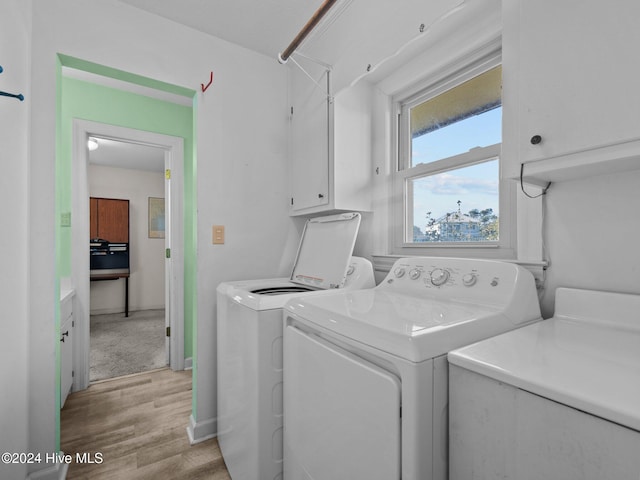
[90,309,166,382]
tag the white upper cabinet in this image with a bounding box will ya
[502,1,640,185]
[287,0,470,216]
[289,59,373,216]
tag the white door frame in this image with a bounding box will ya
[72,119,185,391]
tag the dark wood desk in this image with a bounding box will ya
[90,272,130,317]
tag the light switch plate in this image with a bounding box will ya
[213,225,225,244]
[60,212,71,227]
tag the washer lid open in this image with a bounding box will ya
[290,212,361,290]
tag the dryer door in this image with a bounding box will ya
[284,325,401,480]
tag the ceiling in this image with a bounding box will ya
[117,0,324,60]
[89,138,165,173]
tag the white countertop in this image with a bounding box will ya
[449,289,640,432]
[60,277,75,303]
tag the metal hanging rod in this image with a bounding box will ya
[278,0,339,64]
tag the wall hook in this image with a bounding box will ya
[0,91,24,101]
[201,71,214,92]
[0,65,25,101]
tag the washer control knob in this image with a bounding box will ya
[430,268,450,286]
[346,265,355,276]
[409,268,421,280]
[462,273,477,287]
[394,267,406,278]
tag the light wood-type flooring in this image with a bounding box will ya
[61,368,231,479]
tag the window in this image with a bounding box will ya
[393,55,514,256]
[408,66,501,168]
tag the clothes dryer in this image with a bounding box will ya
[282,257,542,480]
[216,212,374,480]
[448,288,640,479]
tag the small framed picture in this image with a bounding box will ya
[148,197,165,239]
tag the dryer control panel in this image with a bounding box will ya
[382,257,538,314]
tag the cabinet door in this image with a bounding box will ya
[290,62,331,213]
[90,197,98,238]
[93,198,129,242]
[60,314,73,408]
[284,325,401,480]
[503,1,640,176]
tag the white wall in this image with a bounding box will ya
[89,164,165,314]
[29,0,296,470]
[539,169,640,317]
[0,1,30,479]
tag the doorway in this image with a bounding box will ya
[72,121,185,391]
[88,138,168,381]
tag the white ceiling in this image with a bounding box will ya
[89,138,165,173]
[117,0,324,60]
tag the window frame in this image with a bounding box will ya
[391,50,516,259]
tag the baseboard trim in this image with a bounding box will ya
[183,357,193,370]
[26,456,69,480]
[89,305,165,316]
[186,414,217,445]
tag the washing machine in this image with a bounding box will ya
[216,212,375,480]
[448,287,640,479]
[282,256,542,480]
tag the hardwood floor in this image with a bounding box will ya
[61,368,231,480]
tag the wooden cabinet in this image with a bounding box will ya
[502,1,640,185]
[90,197,129,242]
[289,61,372,216]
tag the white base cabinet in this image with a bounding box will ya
[60,292,74,408]
[450,366,640,480]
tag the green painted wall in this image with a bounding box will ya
[57,75,196,361]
